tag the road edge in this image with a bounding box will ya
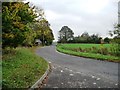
[30,62,51,89]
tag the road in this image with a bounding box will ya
[36,46,118,88]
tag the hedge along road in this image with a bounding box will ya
[36,46,119,88]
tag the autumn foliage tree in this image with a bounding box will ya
[39,18,53,45]
[2,2,54,48]
[2,2,36,48]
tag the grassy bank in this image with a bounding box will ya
[56,44,120,62]
[2,47,48,88]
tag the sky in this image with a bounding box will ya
[26,0,119,41]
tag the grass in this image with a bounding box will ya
[2,47,48,88]
[58,44,111,51]
[56,44,120,62]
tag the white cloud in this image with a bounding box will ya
[26,0,119,41]
[45,10,62,21]
[80,0,110,14]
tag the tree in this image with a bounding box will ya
[2,2,54,48]
[2,2,37,48]
[40,19,54,45]
[80,32,90,43]
[89,34,101,44]
[58,26,74,43]
[33,18,54,46]
[104,37,110,43]
[109,24,120,56]
[109,24,120,38]
[44,28,54,45]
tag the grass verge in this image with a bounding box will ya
[2,47,48,88]
[56,45,120,63]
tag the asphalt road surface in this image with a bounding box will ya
[36,46,119,88]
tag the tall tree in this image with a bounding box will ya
[80,32,90,43]
[39,18,54,45]
[58,26,74,43]
[2,2,37,48]
[2,2,54,48]
[32,18,54,45]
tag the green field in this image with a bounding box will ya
[57,44,120,62]
[2,47,48,88]
[59,44,110,50]
[59,44,110,48]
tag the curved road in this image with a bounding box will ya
[36,46,118,88]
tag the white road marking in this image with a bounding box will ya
[96,78,100,80]
[93,82,96,85]
[92,75,95,78]
[61,83,64,85]
[76,72,81,74]
[69,74,74,76]
[61,70,63,73]
[65,67,68,70]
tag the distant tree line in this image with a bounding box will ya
[2,2,54,48]
[58,26,111,44]
[58,25,120,56]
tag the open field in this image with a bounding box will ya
[59,44,111,48]
[2,47,48,88]
[56,44,120,62]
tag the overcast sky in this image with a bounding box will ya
[26,0,119,41]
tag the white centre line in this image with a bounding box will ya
[61,70,63,73]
